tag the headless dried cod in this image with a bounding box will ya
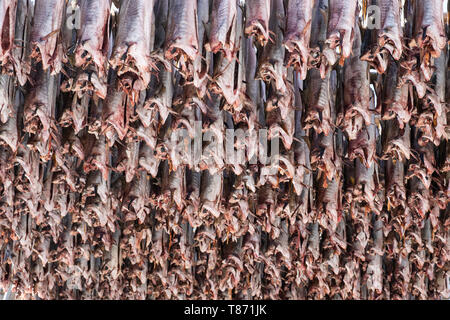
[165,0,199,79]
[362,0,403,74]
[29,0,66,74]
[110,0,157,103]
[0,0,448,301]
[324,0,358,67]
[284,0,315,80]
[71,0,112,99]
[412,0,447,81]
[338,26,371,141]
[245,0,270,46]
[0,0,17,71]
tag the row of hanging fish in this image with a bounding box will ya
[0,0,448,299]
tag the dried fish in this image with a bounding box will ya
[206,0,237,60]
[29,0,65,74]
[413,0,447,81]
[75,0,111,77]
[361,0,403,73]
[0,0,447,300]
[284,0,315,79]
[325,0,358,66]
[245,0,270,46]
[165,0,199,78]
[338,26,371,141]
[0,0,17,70]
[110,0,156,101]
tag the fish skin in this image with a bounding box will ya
[361,0,403,74]
[381,60,412,127]
[326,0,358,63]
[257,0,287,93]
[193,0,210,97]
[23,70,58,160]
[102,76,129,144]
[339,26,371,141]
[110,0,156,95]
[0,0,448,301]
[75,0,111,77]
[245,0,271,46]
[209,4,243,107]
[304,69,334,136]
[29,0,65,74]
[414,0,447,58]
[0,75,17,151]
[284,0,315,80]
[144,61,174,125]
[0,0,17,70]
[165,0,199,75]
[206,0,237,60]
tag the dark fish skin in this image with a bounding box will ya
[385,157,406,209]
[382,120,411,162]
[244,37,259,108]
[325,0,358,64]
[376,0,403,60]
[414,0,447,58]
[348,117,377,169]
[316,172,341,231]
[338,26,371,141]
[83,134,109,181]
[0,0,17,69]
[411,0,447,82]
[166,165,186,213]
[102,76,129,144]
[184,169,202,227]
[153,0,169,50]
[29,0,65,74]
[244,36,259,125]
[75,0,111,77]
[110,0,156,93]
[381,60,411,127]
[15,144,43,208]
[309,0,330,78]
[209,4,243,107]
[144,61,173,125]
[124,171,150,223]
[415,46,448,145]
[284,0,315,80]
[304,69,334,136]
[11,0,32,85]
[0,75,18,151]
[353,155,380,214]
[310,69,340,230]
[116,140,140,183]
[23,70,58,160]
[245,0,271,46]
[361,0,403,74]
[193,0,210,97]
[257,0,287,93]
[309,70,338,179]
[265,85,295,151]
[206,0,237,60]
[218,239,243,292]
[0,0,449,301]
[165,0,199,75]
